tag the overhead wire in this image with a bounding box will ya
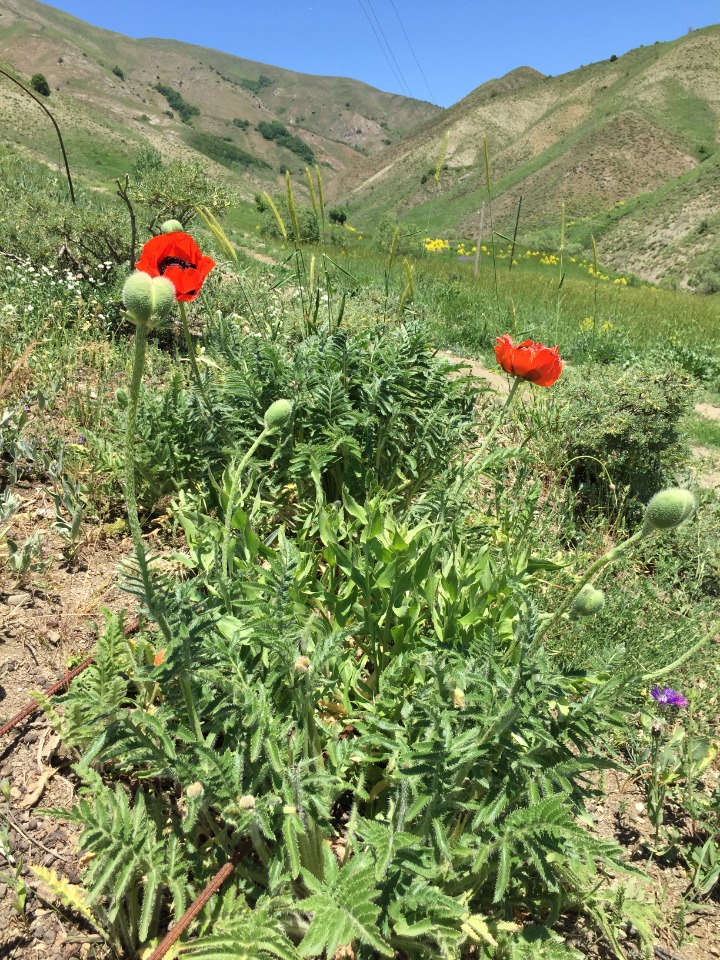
[388,0,436,103]
[364,0,413,98]
[356,0,410,98]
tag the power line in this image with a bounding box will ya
[356,0,410,98]
[388,0,436,103]
[365,0,413,98]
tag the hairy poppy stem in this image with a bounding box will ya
[125,326,202,740]
[536,529,646,644]
[469,375,522,467]
[640,621,719,683]
[178,301,213,418]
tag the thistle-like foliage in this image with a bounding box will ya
[45,321,658,960]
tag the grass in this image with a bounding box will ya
[687,410,720,448]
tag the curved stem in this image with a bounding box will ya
[125,326,202,739]
[641,622,719,683]
[537,529,646,644]
[467,375,522,469]
[0,68,75,203]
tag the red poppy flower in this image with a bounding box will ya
[494,335,563,387]
[135,232,215,302]
[153,648,167,666]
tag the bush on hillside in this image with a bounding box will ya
[130,147,233,232]
[690,245,720,294]
[256,191,319,243]
[112,66,125,81]
[153,82,199,123]
[542,361,693,522]
[30,73,50,97]
[188,132,271,172]
[256,120,315,164]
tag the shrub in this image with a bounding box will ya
[543,361,693,520]
[259,191,319,243]
[30,73,50,97]
[112,65,125,81]
[257,119,315,164]
[690,245,720,294]
[328,207,347,225]
[239,73,272,94]
[187,132,271,172]
[610,53,618,62]
[130,146,234,230]
[232,117,250,130]
[153,82,199,123]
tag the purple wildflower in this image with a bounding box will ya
[650,686,688,708]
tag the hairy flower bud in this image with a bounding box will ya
[122,271,176,328]
[570,585,605,619]
[186,782,204,799]
[237,794,256,811]
[264,398,293,433]
[160,219,184,234]
[643,488,696,533]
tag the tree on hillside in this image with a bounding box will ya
[30,73,50,97]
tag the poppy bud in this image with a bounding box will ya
[264,398,293,433]
[122,271,176,328]
[116,387,128,408]
[186,782,204,799]
[160,219,184,233]
[643,488,696,533]
[570,585,605,619]
[237,794,256,811]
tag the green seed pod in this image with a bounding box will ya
[122,271,176,328]
[643,488,696,533]
[570,584,605,619]
[264,398,293,433]
[116,387,128,408]
[160,219,184,234]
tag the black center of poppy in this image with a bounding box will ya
[158,256,194,274]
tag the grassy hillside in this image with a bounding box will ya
[336,26,720,286]
[0,0,440,191]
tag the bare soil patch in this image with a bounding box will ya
[0,481,134,959]
[695,403,720,423]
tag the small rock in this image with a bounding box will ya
[47,631,61,645]
[25,731,40,744]
[6,593,31,607]
[0,882,7,898]
[634,802,645,814]
[43,928,56,945]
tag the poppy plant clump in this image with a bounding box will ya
[136,231,216,302]
[494,334,563,387]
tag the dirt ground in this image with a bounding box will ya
[1,368,719,959]
[0,482,134,959]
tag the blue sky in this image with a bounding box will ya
[43,1,720,107]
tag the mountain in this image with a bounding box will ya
[0,0,441,190]
[336,27,720,285]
